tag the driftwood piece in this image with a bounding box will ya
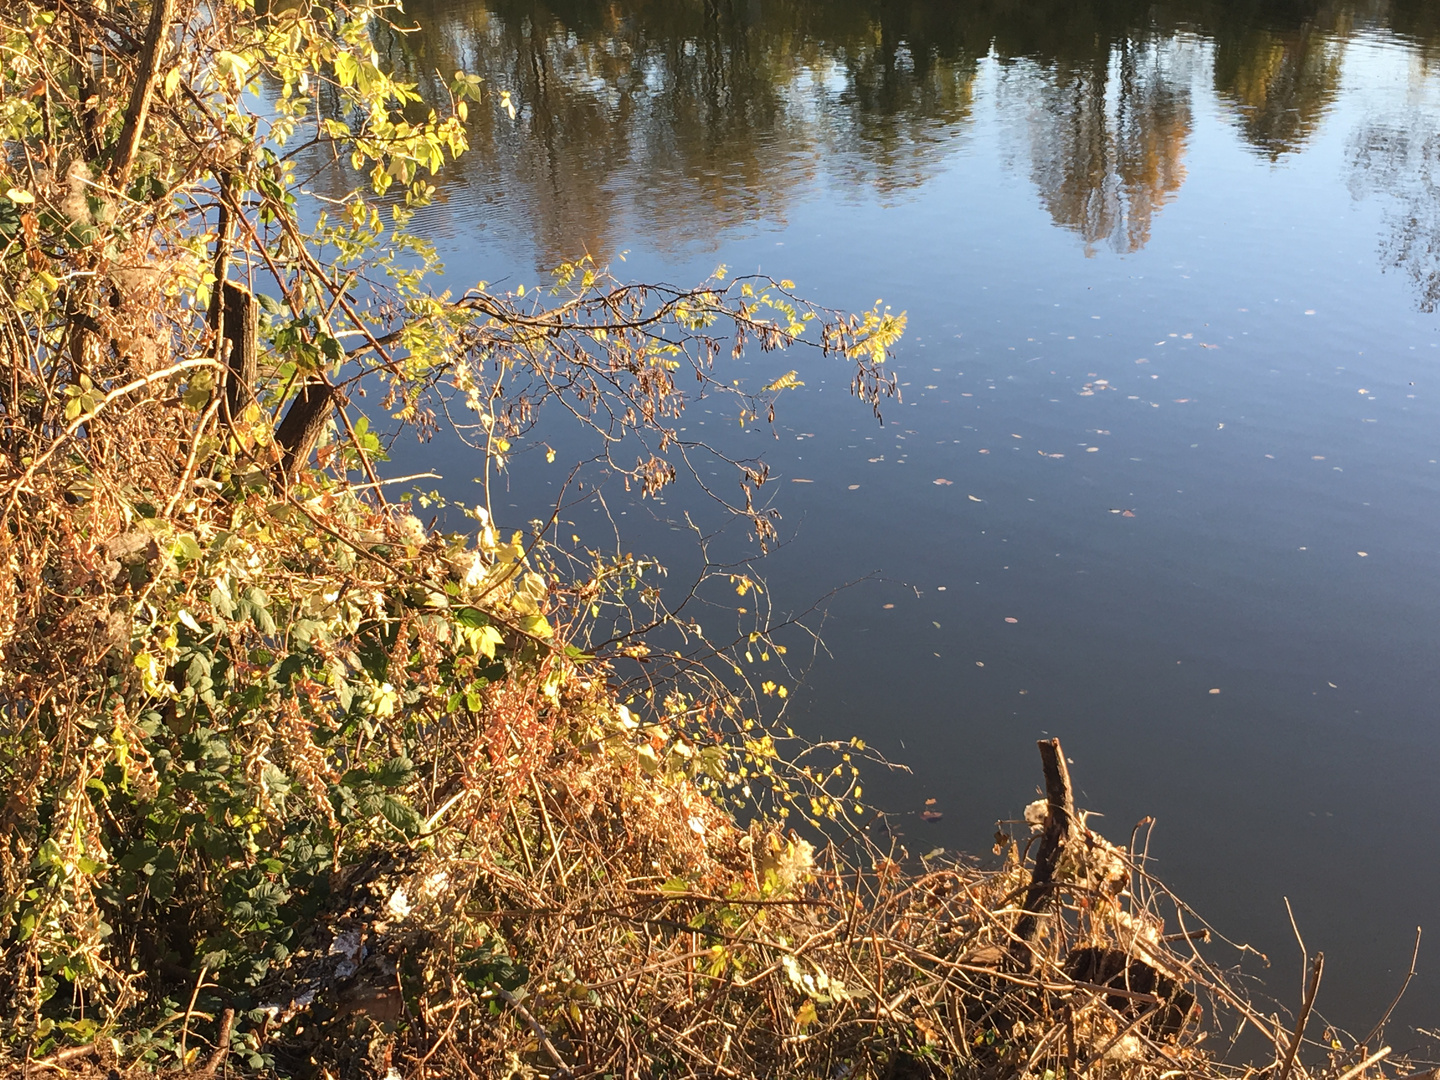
[197,1007,235,1078]
[273,379,334,480]
[28,1042,97,1070]
[1009,737,1076,970]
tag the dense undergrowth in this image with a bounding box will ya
[0,1,1430,1078]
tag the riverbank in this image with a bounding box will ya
[0,0,1431,1075]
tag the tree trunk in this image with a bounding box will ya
[219,281,256,426]
[273,380,333,480]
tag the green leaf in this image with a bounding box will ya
[181,371,214,410]
[454,606,489,628]
[373,755,414,788]
[378,794,421,837]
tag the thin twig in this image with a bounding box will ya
[1276,952,1323,1080]
[178,963,209,1064]
[1333,1046,1392,1080]
[1359,926,1422,1050]
[493,984,573,1078]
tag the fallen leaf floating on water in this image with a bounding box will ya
[1005,617,1018,624]
[790,478,814,483]
[1122,510,1135,517]
[921,810,944,823]
[925,798,937,805]
[933,478,953,486]
[847,484,860,490]
[968,494,982,502]
[1208,688,1221,695]
[978,448,990,454]
[882,603,895,609]
[1357,551,1368,557]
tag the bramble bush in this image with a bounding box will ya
[0,0,903,1070]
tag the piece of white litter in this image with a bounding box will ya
[387,886,412,920]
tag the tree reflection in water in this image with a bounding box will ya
[331,0,1440,304]
[1351,111,1440,313]
[1000,39,1196,255]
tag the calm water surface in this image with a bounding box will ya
[375,0,1440,1039]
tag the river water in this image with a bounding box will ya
[372,0,1440,1040]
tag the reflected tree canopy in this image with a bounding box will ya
[1351,110,1440,313]
[341,0,1440,274]
[1001,39,1195,254]
[1209,4,1350,159]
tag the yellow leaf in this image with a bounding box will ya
[5,188,35,204]
[519,614,553,639]
[214,50,251,89]
[763,371,804,393]
[795,1000,817,1029]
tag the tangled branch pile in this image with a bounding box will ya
[0,0,1430,1078]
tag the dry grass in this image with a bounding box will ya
[134,726,1418,1080]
